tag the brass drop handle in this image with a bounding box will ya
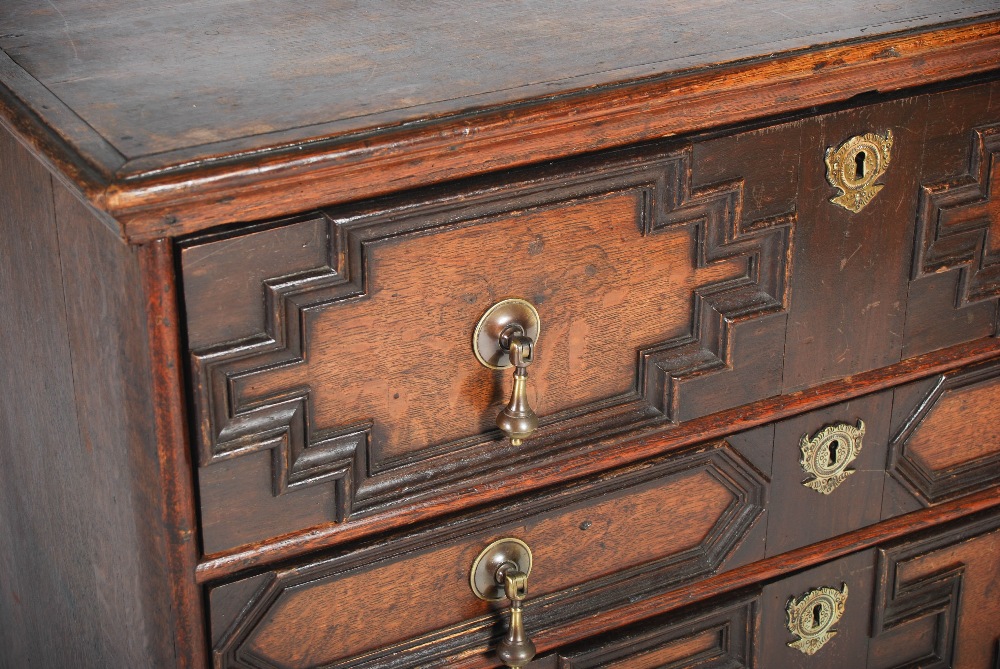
[496,569,535,668]
[496,325,538,446]
[473,299,542,446]
[471,538,537,668]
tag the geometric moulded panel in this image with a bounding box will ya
[184,143,793,553]
[888,358,1000,505]
[209,441,768,668]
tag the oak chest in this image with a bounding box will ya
[1,2,999,668]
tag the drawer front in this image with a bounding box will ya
[868,513,1000,669]
[758,549,877,669]
[208,434,999,668]
[883,358,1000,517]
[208,439,770,668]
[524,550,877,669]
[765,390,894,557]
[525,594,759,669]
[182,81,1000,555]
[529,513,1000,669]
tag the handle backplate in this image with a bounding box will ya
[470,537,533,601]
[473,298,540,370]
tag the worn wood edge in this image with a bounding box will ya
[110,20,1000,242]
[1,19,996,242]
[445,487,1000,668]
[117,5,1000,177]
[138,241,208,668]
[0,50,123,205]
[194,336,1000,583]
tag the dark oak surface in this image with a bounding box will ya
[870,514,1000,669]
[883,359,1000,517]
[0,3,998,238]
[1,5,998,667]
[0,128,204,667]
[194,336,1000,581]
[7,0,997,159]
[210,439,767,667]
[448,498,1000,668]
[524,594,759,669]
[4,1,995,160]
[757,550,875,669]
[524,512,1000,669]
[765,391,893,557]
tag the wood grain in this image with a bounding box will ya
[0,109,99,668]
[445,491,1000,668]
[758,550,875,669]
[210,441,767,668]
[902,83,1000,358]
[869,514,1000,669]
[0,125,194,666]
[530,594,756,669]
[0,6,997,239]
[235,196,737,460]
[780,97,921,392]
[196,337,1000,581]
[137,240,208,668]
[246,472,729,667]
[766,391,893,557]
[905,377,1000,469]
[4,0,994,159]
[184,143,792,555]
[884,359,1000,513]
[186,77,1000,565]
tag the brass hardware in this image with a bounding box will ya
[825,130,893,212]
[471,538,536,668]
[800,420,865,495]
[786,584,848,656]
[473,299,541,445]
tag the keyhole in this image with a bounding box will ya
[854,151,866,179]
[828,439,840,467]
[813,604,823,627]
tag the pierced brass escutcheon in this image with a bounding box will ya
[799,420,865,495]
[825,131,893,212]
[786,584,848,656]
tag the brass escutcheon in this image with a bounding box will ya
[799,420,865,494]
[825,131,893,212]
[786,584,848,655]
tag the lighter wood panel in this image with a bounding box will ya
[907,378,1000,469]
[244,468,733,667]
[600,628,722,669]
[234,193,740,463]
[895,529,1000,669]
[871,520,1000,669]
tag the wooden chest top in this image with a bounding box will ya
[1,1,998,239]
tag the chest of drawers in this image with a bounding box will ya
[1,3,999,668]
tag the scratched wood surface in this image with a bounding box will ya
[0,3,999,238]
[0,126,205,667]
[0,0,994,158]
